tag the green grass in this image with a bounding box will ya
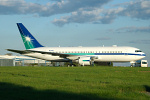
[0,66,150,100]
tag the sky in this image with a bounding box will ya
[0,0,150,66]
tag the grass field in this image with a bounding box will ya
[0,66,150,100]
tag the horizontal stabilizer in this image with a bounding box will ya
[7,49,29,54]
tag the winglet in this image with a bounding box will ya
[17,23,44,49]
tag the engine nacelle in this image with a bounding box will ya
[78,57,92,66]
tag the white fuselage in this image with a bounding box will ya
[23,46,146,63]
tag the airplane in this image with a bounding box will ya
[7,23,146,66]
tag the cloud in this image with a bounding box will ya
[52,0,150,26]
[0,0,150,26]
[52,8,115,26]
[115,26,150,33]
[129,40,150,44]
[0,0,45,15]
[118,0,150,20]
[0,0,113,26]
[0,0,111,16]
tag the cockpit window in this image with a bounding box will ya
[135,50,142,52]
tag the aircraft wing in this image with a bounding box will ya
[26,50,74,58]
[7,49,76,58]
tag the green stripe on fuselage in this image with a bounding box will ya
[82,60,90,61]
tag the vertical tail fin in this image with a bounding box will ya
[17,23,44,49]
